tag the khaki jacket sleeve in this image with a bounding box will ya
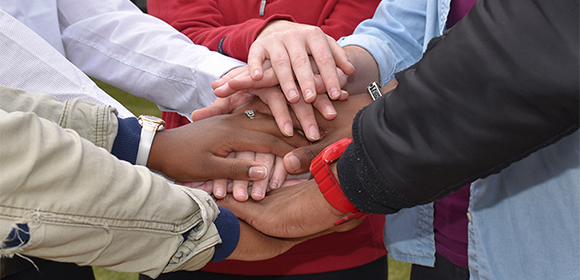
[0,85,118,151]
[0,86,220,277]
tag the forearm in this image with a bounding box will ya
[0,85,119,151]
[338,0,579,214]
[342,45,380,94]
[58,0,244,115]
[0,109,221,277]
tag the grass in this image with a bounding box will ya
[91,80,412,280]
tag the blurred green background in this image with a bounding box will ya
[91,79,412,280]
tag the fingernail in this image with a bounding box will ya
[285,154,301,173]
[252,69,260,78]
[288,90,299,101]
[308,125,320,141]
[330,88,340,99]
[324,104,337,117]
[252,191,264,200]
[235,189,248,200]
[249,166,267,180]
[304,89,315,102]
[191,109,198,120]
[215,189,224,198]
[270,180,279,190]
[284,122,294,137]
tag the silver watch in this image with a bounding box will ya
[136,115,165,166]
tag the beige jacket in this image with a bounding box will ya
[0,85,221,277]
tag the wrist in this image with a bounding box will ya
[310,138,369,225]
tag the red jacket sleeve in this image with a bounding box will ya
[147,0,380,62]
[318,0,380,40]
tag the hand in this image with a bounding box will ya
[227,219,340,261]
[217,178,363,238]
[147,112,309,182]
[181,154,307,201]
[283,80,399,174]
[212,60,349,101]
[194,86,340,141]
[247,20,354,103]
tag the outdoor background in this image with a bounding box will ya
[92,80,412,280]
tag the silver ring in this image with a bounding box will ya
[245,110,255,119]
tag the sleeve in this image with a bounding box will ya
[0,105,222,277]
[336,0,579,214]
[148,0,380,62]
[337,0,439,86]
[0,84,119,151]
[56,0,245,117]
[317,0,381,41]
[148,0,294,62]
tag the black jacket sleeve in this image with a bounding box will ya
[337,0,579,214]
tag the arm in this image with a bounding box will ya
[56,0,245,116]
[338,0,579,214]
[0,106,220,277]
[218,0,578,238]
[0,87,310,275]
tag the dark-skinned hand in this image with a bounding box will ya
[217,175,364,239]
[147,112,309,182]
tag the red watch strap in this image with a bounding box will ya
[310,138,368,225]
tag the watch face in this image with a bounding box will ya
[139,115,165,130]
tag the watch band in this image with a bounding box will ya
[367,82,382,101]
[310,138,369,225]
[136,115,165,166]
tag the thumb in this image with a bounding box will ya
[283,142,327,174]
[206,156,270,181]
[191,106,224,122]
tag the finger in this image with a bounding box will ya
[269,156,287,190]
[250,87,294,137]
[191,97,238,121]
[289,99,320,141]
[250,153,275,200]
[247,44,268,80]
[283,35,317,103]
[213,179,229,199]
[328,36,355,76]
[283,140,336,174]
[300,33,339,101]
[213,153,235,198]
[311,94,337,120]
[212,65,248,90]
[267,42,302,103]
[232,151,255,201]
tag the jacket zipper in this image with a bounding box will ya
[259,0,266,16]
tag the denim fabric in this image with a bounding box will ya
[339,0,580,279]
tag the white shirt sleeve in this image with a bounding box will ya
[56,0,245,118]
[0,9,134,118]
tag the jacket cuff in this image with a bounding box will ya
[111,117,140,164]
[337,109,411,215]
[209,206,240,262]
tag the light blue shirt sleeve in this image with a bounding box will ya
[338,0,449,86]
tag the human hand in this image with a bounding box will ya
[147,112,309,182]
[212,60,349,101]
[284,80,399,174]
[180,154,309,201]
[193,85,340,141]
[217,178,363,238]
[247,20,354,103]
[226,219,337,261]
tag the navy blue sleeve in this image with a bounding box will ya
[111,117,140,164]
[209,206,240,262]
